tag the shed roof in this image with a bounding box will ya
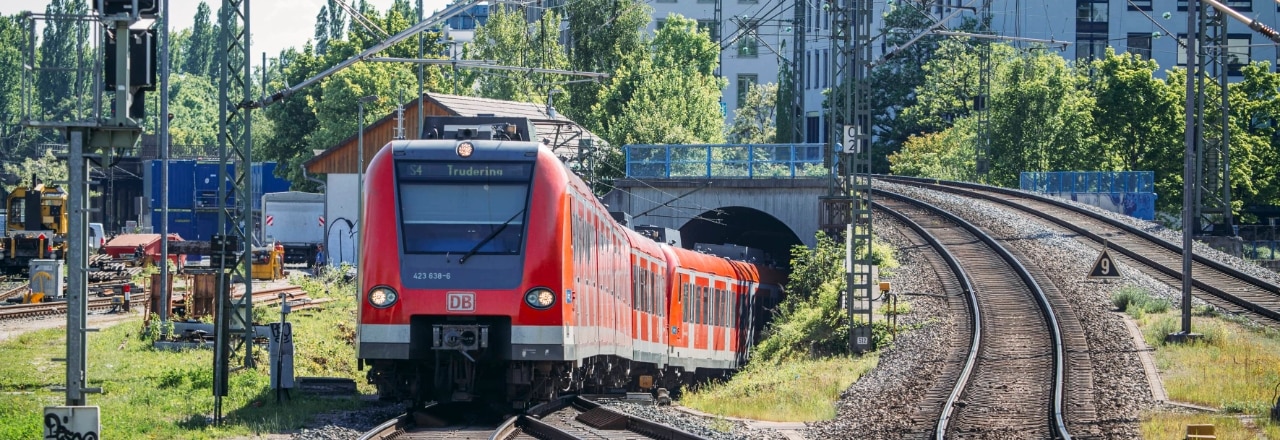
[303,93,604,175]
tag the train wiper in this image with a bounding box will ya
[459,208,525,264]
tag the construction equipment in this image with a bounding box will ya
[251,243,286,281]
[1,177,69,274]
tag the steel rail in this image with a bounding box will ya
[881,175,1280,322]
[875,189,1071,439]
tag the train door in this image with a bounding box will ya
[671,272,689,353]
[713,278,727,355]
[693,276,708,353]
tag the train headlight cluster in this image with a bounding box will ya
[524,287,555,309]
[368,286,398,308]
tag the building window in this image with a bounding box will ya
[798,51,808,89]
[1077,1,1108,23]
[1177,35,1189,66]
[737,74,758,108]
[1225,34,1251,75]
[656,19,666,30]
[822,49,829,88]
[738,37,758,58]
[811,50,819,89]
[697,20,720,41]
[1076,33,1107,60]
[1127,0,1152,11]
[655,0,675,3]
[1127,33,1152,59]
[1179,0,1247,11]
[1174,34,1246,70]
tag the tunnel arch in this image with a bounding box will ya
[675,206,802,268]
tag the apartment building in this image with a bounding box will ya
[646,0,1280,142]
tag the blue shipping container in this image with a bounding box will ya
[152,210,197,239]
[258,162,292,195]
[153,161,290,212]
[149,160,196,209]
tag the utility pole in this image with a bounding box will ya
[788,0,805,143]
[213,0,255,425]
[23,1,156,434]
[819,0,873,353]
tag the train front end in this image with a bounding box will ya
[358,118,570,406]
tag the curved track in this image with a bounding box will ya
[881,176,1280,327]
[873,190,1076,439]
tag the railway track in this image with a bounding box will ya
[0,283,25,302]
[0,296,132,320]
[881,176,1280,327]
[873,190,1081,439]
[360,396,714,440]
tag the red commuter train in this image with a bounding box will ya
[357,116,786,407]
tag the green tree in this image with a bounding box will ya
[183,2,215,77]
[590,14,725,147]
[262,44,324,191]
[2,149,68,192]
[727,82,778,144]
[867,0,951,169]
[775,43,799,143]
[146,73,220,155]
[307,61,416,153]
[459,6,567,104]
[887,116,978,181]
[0,14,33,160]
[313,0,347,56]
[563,0,651,123]
[1230,62,1280,211]
[1088,48,1182,172]
[985,48,1096,186]
[37,0,91,121]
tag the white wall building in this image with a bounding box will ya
[639,0,1279,142]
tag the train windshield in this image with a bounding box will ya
[396,161,532,255]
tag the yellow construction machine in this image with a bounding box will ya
[2,177,69,274]
[251,244,286,280]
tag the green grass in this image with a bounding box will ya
[1141,412,1280,440]
[1110,286,1170,319]
[0,266,373,439]
[1131,291,1280,439]
[679,355,878,422]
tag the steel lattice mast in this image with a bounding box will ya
[213,0,254,424]
[819,0,874,353]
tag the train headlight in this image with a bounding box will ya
[524,287,555,310]
[367,286,398,308]
[457,141,474,157]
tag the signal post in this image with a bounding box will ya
[23,1,159,435]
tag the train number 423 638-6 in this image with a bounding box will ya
[413,272,452,280]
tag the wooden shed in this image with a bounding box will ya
[304,93,603,175]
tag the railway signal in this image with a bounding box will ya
[1086,249,1122,280]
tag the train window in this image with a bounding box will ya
[681,283,689,323]
[700,286,708,324]
[398,182,529,254]
[716,288,724,327]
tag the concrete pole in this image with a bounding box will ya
[66,130,90,406]
[159,0,172,327]
[1180,0,1198,335]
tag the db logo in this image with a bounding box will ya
[446,292,475,312]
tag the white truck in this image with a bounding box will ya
[261,191,325,267]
